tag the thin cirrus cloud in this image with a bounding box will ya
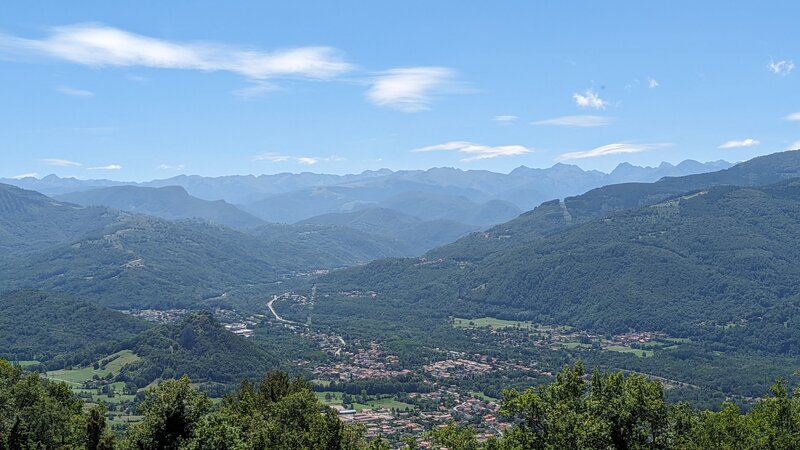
[532,115,612,127]
[253,153,341,165]
[0,23,354,80]
[784,112,800,121]
[40,158,82,167]
[718,138,760,149]
[648,78,659,88]
[366,67,460,112]
[559,143,670,161]
[88,164,122,170]
[573,89,606,109]
[157,164,186,171]
[56,85,94,97]
[768,59,795,76]
[413,141,533,162]
[493,115,518,123]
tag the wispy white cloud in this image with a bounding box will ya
[532,115,612,127]
[0,23,353,80]
[573,89,606,109]
[413,141,533,161]
[88,164,122,170]
[233,81,279,99]
[718,138,760,149]
[40,158,82,167]
[559,142,670,160]
[296,157,322,165]
[157,164,185,171]
[786,140,800,150]
[648,78,659,88]
[784,112,800,122]
[493,115,518,123]
[366,67,458,112]
[57,85,93,97]
[10,172,39,179]
[768,59,795,76]
[253,153,340,165]
[254,154,290,163]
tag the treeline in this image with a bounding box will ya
[4,359,800,449]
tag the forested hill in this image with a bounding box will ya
[0,290,149,367]
[319,179,800,357]
[117,312,278,386]
[0,183,124,258]
[429,149,800,260]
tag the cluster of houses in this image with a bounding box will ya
[330,385,509,444]
[313,342,411,381]
[223,322,255,337]
[128,308,187,323]
[423,357,493,379]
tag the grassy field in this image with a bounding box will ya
[453,317,535,329]
[315,391,415,412]
[47,350,141,387]
[607,345,654,358]
[560,342,592,349]
[11,360,41,367]
[469,390,497,401]
[452,316,574,333]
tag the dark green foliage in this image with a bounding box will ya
[86,405,113,450]
[0,291,149,367]
[118,312,279,387]
[0,359,112,449]
[428,423,480,450]
[194,371,366,450]
[494,363,800,450]
[124,376,212,450]
[124,370,367,449]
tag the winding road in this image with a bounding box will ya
[267,286,346,355]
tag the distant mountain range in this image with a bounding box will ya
[3,159,731,216]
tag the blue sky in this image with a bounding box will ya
[1,1,798,181]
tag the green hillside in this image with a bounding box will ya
[117,312,278,386]
[0,216,296,309]
[0,184,415,309]
[430,149,800,260]
[0,183,124,258]
[321,180,800,355]
[0,291,149,367]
